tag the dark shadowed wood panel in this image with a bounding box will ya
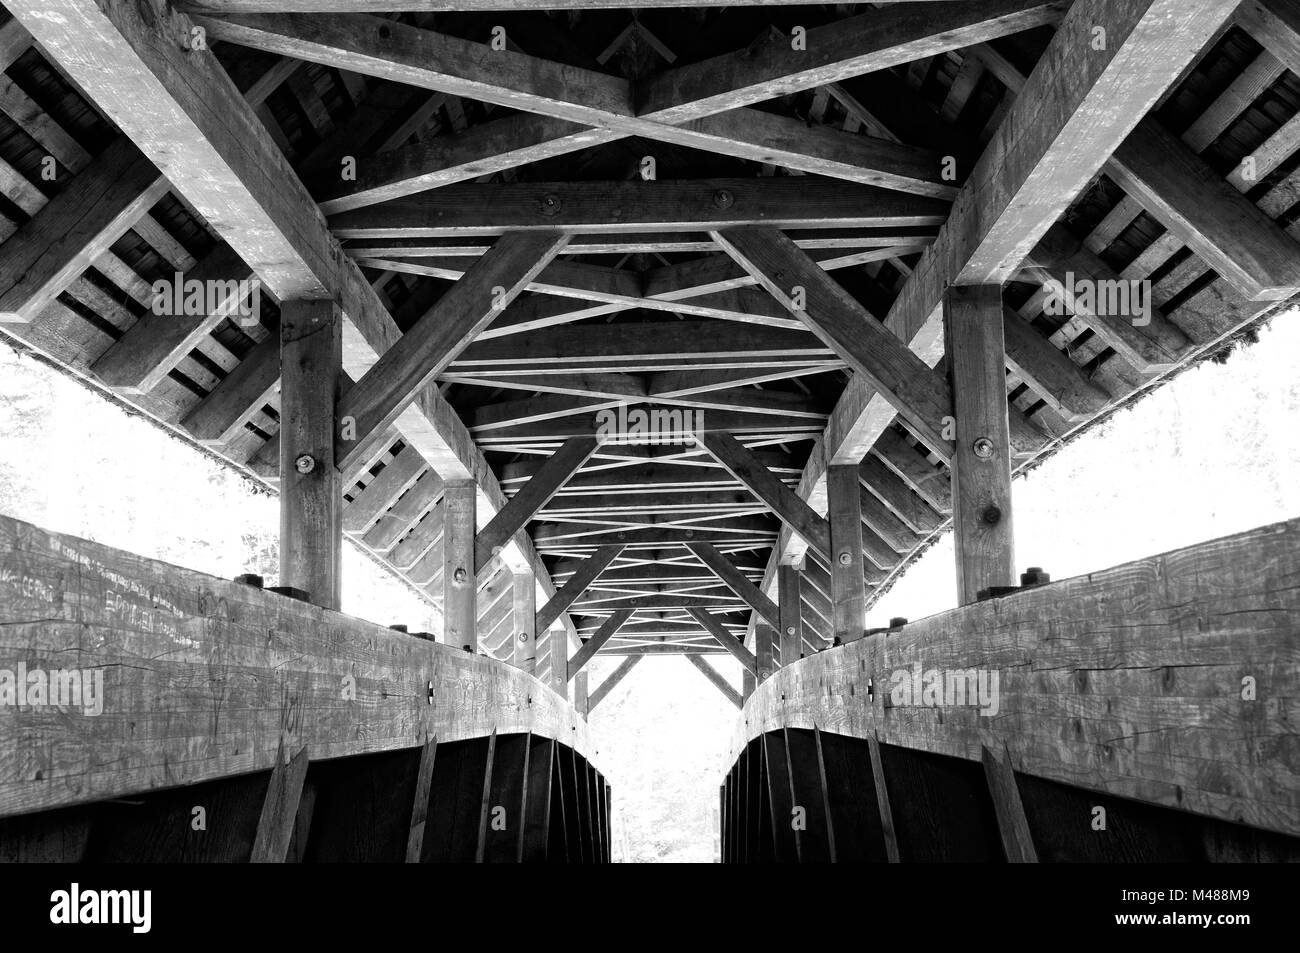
[83,772,270,862]
[733,518,1300,836]
[421,738,491,863]
[302,748,420,862]
[762,731,797,863]
[0,805,95,862]
[555,745,582,863]
[876,743,1003,862]
[521,735,554,862]
[785,728,831,862]
[481,733,530,863]
[817,729,889,863]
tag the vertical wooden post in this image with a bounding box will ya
[827,464,865,641]
[574,670,589,719]
[442,479,478,650]
[279,299,341,610]
[742,665,755,700]
[755,623,776,682]
[778,563,803,664]
[512,569,536,673]
[945,285,1015,605]
[548,629,568,697]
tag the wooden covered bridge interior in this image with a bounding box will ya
[0,0,1297,863]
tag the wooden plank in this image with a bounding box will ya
[700,431,830,559]
[567,609,634,680]
[636,1,1064,121]
[762,730,797,863]
[90,245,254,393]
[442,479,477,651]
[475,436,596,573]
[714,227,955,461]
[731,515,1300,837]
[686,655,741,708]
[181,336,280,447]
[687,541,781,628]
[279,299,343,610]
[1108,120,1300,301]
[945,285,1014,605]
[777,564,803,665]
[827,465,866,643]
[982,743,1039,863]
[816,727,890,862]
[685,607,757,676]
[588,656,641,712]
[512,569,537,674]
[537,545,624,632]
[331,178,946,239]
[344,446,425,535]
[867,733,902,863]
[785,727,832,862]
[1001,308,1110,423]
[0,513,598,817]
[337,232,569,473]
[755,623,776,682]
[481,732,531,863]
[405,732,438,863]
[249,740,310,863]
[191,12,973,194]
[520,735,553,862]
[0,138,169,324]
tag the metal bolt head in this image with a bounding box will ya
[712,188,734,210]
[972,437,995,459]
[518,631,529,644]
[786,625,796,635]
[294,453,316,474]
[982,504,1002,525]
[452,567,468,585]
[837,551,852,566]
[538,192,562,216]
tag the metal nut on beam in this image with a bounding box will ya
[972,437,995,459]
[838,551,853,566]
[452,567,468,585]
[538,192,562,216]
[712,188,734,210]
[294,454,316,474]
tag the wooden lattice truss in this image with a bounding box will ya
[1,0,1298,694]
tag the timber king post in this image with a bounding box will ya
[0,0,1296,866]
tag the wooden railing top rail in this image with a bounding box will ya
[0,514,596,818]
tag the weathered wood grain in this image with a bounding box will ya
[0,514,596,818]
[731,517,1300,836]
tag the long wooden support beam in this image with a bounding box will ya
[732,517,1300,838]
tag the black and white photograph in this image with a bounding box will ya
[0,0,1294,933]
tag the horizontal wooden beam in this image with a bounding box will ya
[734,516,1300,837]
[329,179,947,237]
